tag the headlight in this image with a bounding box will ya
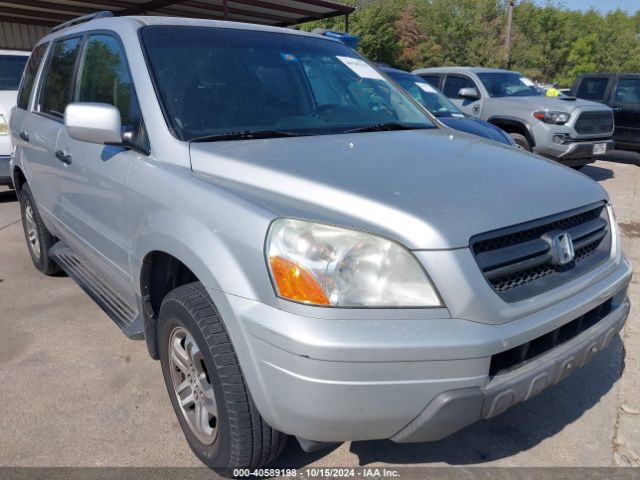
[533,111,570,124]
[0,115,8,135]
[266,218,442,307]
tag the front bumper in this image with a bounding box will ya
[535,138,615,167]
[556,139,615,163]
[392,296,629,442]
[0,154,11,185]
[206,254,631,443]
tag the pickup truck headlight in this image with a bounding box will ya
[266,218,442,307]
[0,115,8,135]
[533,111,570,125]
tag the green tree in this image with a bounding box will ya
[299,0,640,86]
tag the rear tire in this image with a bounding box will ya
[509,133,532,151]
[158,282,287,476]
[18,183,60,275]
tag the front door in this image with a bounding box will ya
[54,32,142,295]
[610,76,640,146]
[442,74,484,117]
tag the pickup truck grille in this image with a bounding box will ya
[574,111,614,135]
[471,203,611,302]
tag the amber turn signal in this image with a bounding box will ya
[269,256,330,305]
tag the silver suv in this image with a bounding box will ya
[10,13,632,474]
[413,67,616,168]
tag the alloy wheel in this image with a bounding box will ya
[24,200,41,261]
[168,326,219,444]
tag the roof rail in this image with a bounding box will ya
[50,11,114,34]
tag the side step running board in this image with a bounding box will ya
[50,242,144,340]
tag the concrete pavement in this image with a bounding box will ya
[0,152,638,469]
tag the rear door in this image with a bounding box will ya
[609,76,640,146]
[20,37,82,223]
[417,74,443,90]
[442,74,484,117]
[54,32,142,295]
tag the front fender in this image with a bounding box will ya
[131,212,277,305]
[126,155,280,306]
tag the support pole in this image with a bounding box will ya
[223,0,229,19]
[345,13,350,33]
[505,0,514,69]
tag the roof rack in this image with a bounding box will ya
[50,11,113,34]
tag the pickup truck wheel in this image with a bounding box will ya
[19,184,60,275]
[158,282,287,475]
[509,133,532,151]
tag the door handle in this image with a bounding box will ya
[55,150,72,165]
[19,131,29,142]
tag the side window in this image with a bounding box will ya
[77,34,138,129]
[419,75,441,89]
[443,75,475,98]
[40,37,82,118]
[614,78,640,104]
[17,43,48,110]
[576,77,609,101]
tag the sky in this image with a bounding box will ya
[536,0,639,14]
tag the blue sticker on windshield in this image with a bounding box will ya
[281,53,298,62]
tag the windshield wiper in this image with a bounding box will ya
[433,112,454,118]
[345,122,431,134]
[190,130,303,142]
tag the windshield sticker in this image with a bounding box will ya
[416,82,437,93]
[280,53,299,62]
[336,56,386,81]
[520,77,535,87]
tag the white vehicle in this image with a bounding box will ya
[0,49,30,186]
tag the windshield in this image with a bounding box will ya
[0,55,29,91]
[140,26,435,141]
[477,72,543,98]
[385,70,463,117]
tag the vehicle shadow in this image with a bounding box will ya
[0,188,17,203]
[274,335,623,468]
[581,164,614,181]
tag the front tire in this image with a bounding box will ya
[19,183,60,275]
[158,282,287,475]
[509,133,532,151]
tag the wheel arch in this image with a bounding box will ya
[133,217,274,359]
[12,165,27,193]
[487,116,536,148]
[139,249,201,359]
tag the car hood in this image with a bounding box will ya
[438,115,511,145]
[0,90,18,118]
[490,95,611,113]
[190,129,607,249]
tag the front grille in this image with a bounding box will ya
[489,297,613,377]
[575,111,614,135]
[471,203,611,302]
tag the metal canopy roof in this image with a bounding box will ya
[0,0,355,28]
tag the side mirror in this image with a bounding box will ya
[458,87,480,100]
[64,103,122,145]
